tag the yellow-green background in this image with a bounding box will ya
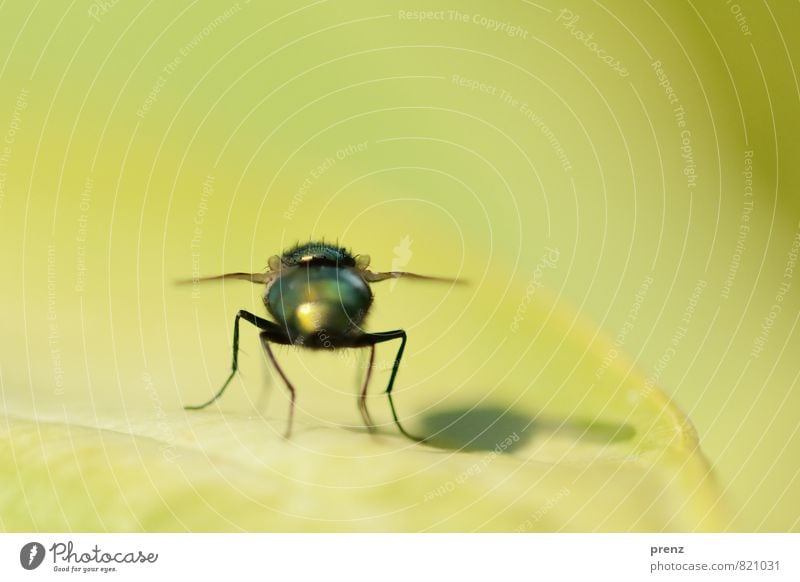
[1,0,798,531]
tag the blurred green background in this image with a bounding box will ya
[0,0,798,531]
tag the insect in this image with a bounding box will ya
[184,241,460,441]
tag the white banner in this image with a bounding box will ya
[1,534,798,581]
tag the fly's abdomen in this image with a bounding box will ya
[265,265,372,344]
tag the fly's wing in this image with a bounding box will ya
[361,270,465,284]
[176,255,281,286]
[176,271,276,285]
[354,254,464,285]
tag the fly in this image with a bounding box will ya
[184,241,460,442]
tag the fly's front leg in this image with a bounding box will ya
[184,310,286,410]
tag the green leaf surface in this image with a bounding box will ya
[1,288,726,532]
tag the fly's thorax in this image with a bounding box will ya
[265,265,372,343]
